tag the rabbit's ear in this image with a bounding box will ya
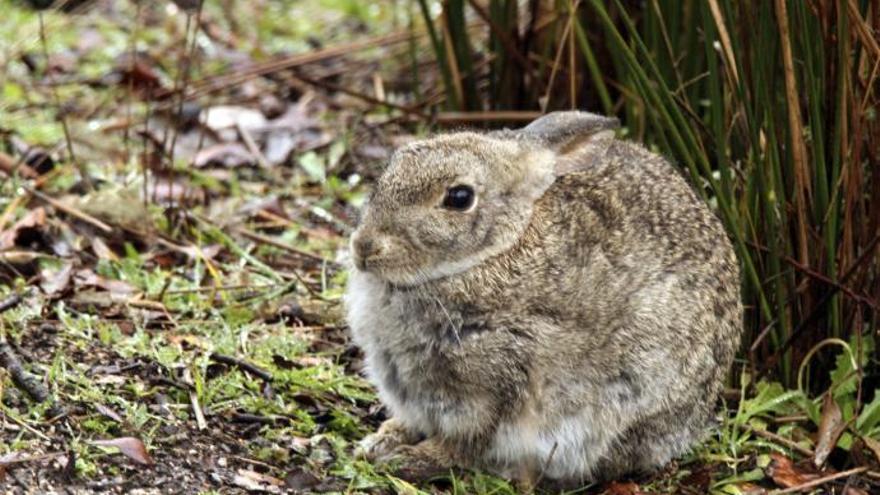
[521,111,619,175]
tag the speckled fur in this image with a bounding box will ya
[344,112,742,485]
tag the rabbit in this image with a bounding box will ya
[344,111,742,487]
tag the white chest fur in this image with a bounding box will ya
[344,270,440,433]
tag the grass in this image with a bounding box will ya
[0,1,878,493]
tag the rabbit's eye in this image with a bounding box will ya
[442,185,476,211]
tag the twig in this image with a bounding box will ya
[0,339,64,417]
[0,451,66,466]
[759,232,880,376]
[532,441,559,490]
[165,1,204,169]
[745,425,814,458]
[183,367,207,430]
[161,30,420,102]
[747,240,877,308]
[210,353,273,382]
[237,228,338,267]
[290,71,427,119]
[1,411,51,442]
[230,413,289,425]
[22,186,113,233]
[435,111,543,124]
[770,466,868,494]
[0,340,48,403]
[236,122,272,169]
[0,151,39,179]
[0,292,25,314]
[163,283,280,295]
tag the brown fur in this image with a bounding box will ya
[345,112,742,485]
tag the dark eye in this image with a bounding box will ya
[442,185,476,211]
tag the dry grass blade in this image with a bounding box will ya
[23,186,113,233]
[707,0,739,86]
[162,30,418,102]
[435,111,542,124]
[773,0,811,270]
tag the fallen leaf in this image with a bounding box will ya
[843,487,870,495]
[94,403,125,423]
[93,374,127,385]
[200,105,267,142]
[75,268,137,296]
[0,207,46,250]
[147,176,206,207]
[91,437,153,465]
[767,452,819,488]
[735,482,768,495]
[814,393,846,467]
[861,435,880,464]
[69,288,128,308]
[678,464,717,494]
[111,52,164,94]
[40,260,74,297]
[90,236,118,261]
[193,143,255,168]
[285,467,321,492]
[603,481,643,495]
[233,468,283,493]
[0,452,30,466]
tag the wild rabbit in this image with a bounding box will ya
[345,111,742,487]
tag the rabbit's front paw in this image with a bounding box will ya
[357,418,421,460]
[381,438,456,482]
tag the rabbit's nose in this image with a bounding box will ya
[352,235,382,269]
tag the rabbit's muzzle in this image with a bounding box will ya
[351,231,385,271]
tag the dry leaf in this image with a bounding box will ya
[233,468,283,493]
[90,236,118,261]
[0,207,46,250]
[603,481,643,495]
[814,393,846,467]
[91,437,153,465]
[200,105,267,142]
[861,435,880,464]
[94,403,125,423]
[75,268,137,296]
[148,176,206,207]
[112,52,164,94]
[767,452,819,488]
[735,483,768,495]
[193,143,255,169]
[40,261,74,297]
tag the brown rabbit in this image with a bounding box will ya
[344,112,742,487]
